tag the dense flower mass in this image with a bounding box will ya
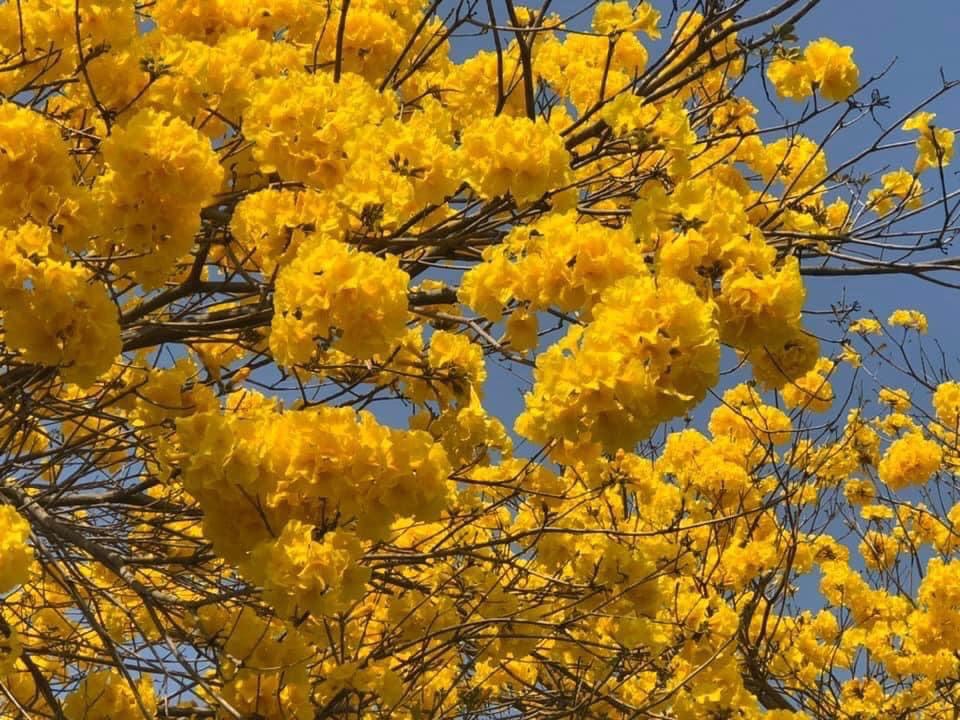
[460,114,574,204]
[0,223,120,385]
[63,671,157,720]
[270,237,411,363]
[516,274,720,450]
[86,108,225,286]
[244,72,394,189]
[1,1,960,719]
[0,506,33,593]
[0,102,76,229]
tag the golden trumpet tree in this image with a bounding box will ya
[0,1,959,718]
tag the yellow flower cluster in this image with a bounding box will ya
[0,224,119,385]
[516,275,719,450]
[630,171,818,388]
[768,37,859,102]
[143,29,304,135]
[718,256,806,348]
[460,115,573,205]
[709,383,793,448]
[888,308,928,333]
[781,357,835,413]
[426,330,488,406]
[592,1,661,37]
[0,506,32,594]
[868,169,924,215]
[170,400,452,602]
[878,431,942,491]
[245,72,394,189]
[850,317,883,335]
[339,102,460,228]
[933,380,960,429]
[459,211,648,320]
[151,0,309,43]
[271,238,411,364]
[87,109,224,286]
[748,329,821,390]
[252,522,371,618]
[757,135,829,192]
[538,13,651,112]
[62,670,156,720]
[912,558,960,653]
[412,390,512,466]
[903,112,956,173]
[0,102,76,229]
[666,11,745,101]
[0,1,135,101]
[214,615,313,720]
[228,188,339,274]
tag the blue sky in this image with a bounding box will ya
[797,1,960,339]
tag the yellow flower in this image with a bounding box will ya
[933,381,960,428]
[888,309,928,333]
[0,224,120,385]
[0,506,33,594]
[63,670,156,720]
[844,479,875,506]
[245,71,394,188]
[781,358,835,413]
[878,431,942,491]
[748,328,820,388]
[0,101,76,229]
[89,109,224,287]
[767,39,858,103]
[427,330,487,405]
[878,387,911,412]
[867,169,923,215]
[861,504,894,521]
[825,197,851,230]
[593,1,661,38]
[709,383,793,446]
[506,309,539,353]
[803,38,859,102]
[270,237,410,364]
[767,55,814,101]
[859,530,899,571]
[760,135,828,192]
[459,211,648,320]
[718,256,806,349]
[849,317,883,335]
[250,521,370,617]
[838,342,862,368]
[460,115,573,205]
[517,275,720,451]
[903,112,956,173]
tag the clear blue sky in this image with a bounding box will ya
[798,0,960,340]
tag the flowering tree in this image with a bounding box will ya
[1,0,960,718]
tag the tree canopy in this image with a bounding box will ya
[1,1,960,718]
